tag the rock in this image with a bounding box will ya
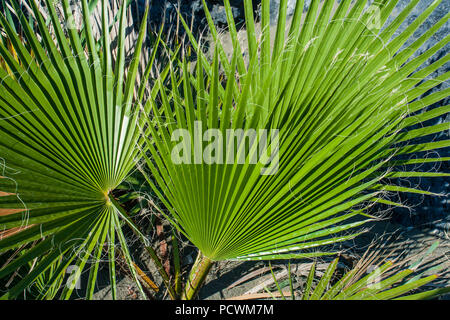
[269,0,303,22]
[139,0,260,34]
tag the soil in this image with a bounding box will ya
[89,219,450,300]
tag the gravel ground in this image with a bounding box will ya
[198,219,450,300]
[89,219,449,300]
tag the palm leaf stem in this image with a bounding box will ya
[182,251,214,300]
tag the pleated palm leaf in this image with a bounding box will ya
[268,241,450,300]
[301,241,450,300]
[139,0,449,299]
[0,0,155,299]
[299,261,450,300]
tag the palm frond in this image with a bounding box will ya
[141,0,449,263]
[0,0,156,299]
[299,241,449,300]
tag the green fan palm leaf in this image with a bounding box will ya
[0,0,154,299]
[140,0,449,298]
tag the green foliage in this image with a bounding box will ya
[274,242,450,300]
[297,259,446,300]
[0,0,448,301]
[0,0,155,299]
[140,0,449,263]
